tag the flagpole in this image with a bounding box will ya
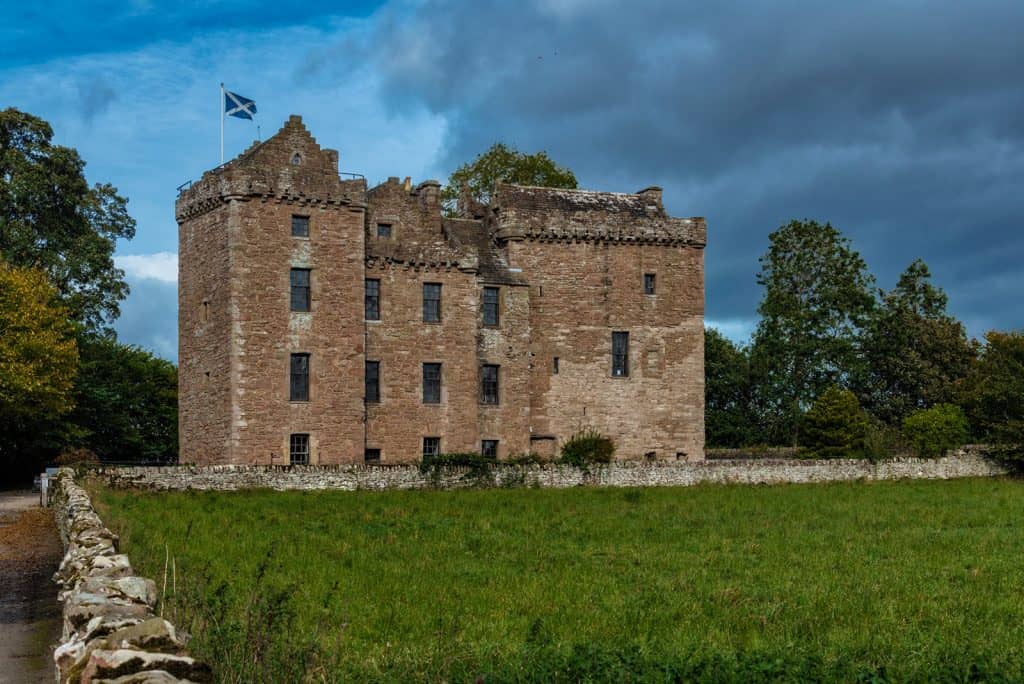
[220,83,225,165]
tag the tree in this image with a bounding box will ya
[704,327,757,447]
[442,142,577,216]
[0,108,135,333]
[0,261,78,477]
[750,220,875,446]
[801,385,869,458]
[64,337,178,464]
[856,260,975,424]
[960,330,1024,458]
[902,404,969,458]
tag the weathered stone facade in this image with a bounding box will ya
[177,116,706,465]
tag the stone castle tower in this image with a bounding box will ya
[176,116,706,465]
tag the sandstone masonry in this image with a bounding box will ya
[177,115,706,465]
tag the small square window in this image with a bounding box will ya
[290,434,310,465]
[291,215,309,238]
[481,440,498,459]
[377,223,392,239]
[290,268,310,312]
[644,273,656,295]
[423,283,442,322]
[482,287,499,326]
[365,448,381,463]
[423,437,441,458]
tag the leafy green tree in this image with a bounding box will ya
[66,337,178,464]
[801,385,869,458]
[704,327,757,447]
[442,142,577,216]
[902,404,969,458]
[857,260,975,424]
[0,108,135,333]
[960,331,1024,458]
[0,261,79,478]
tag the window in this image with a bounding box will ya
[644,273,656,295]
[423,437,441,458]
[553,357,560,374]
[481,364,499,405]
[291,153,302,166]
[612,332,629,377]
[365,361,380,403]
[481,440,498,458]
[290,353,310,401]
[290,434,309,465]
[290,268,310,312]
[423,283,441,322]
[364,448,381,463]
[376,223,392,239]
[482,287,499,326]
[365,279,380,320]
[291,215,309,237]
[422,363,441,404]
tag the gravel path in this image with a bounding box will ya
[0,491,63,684]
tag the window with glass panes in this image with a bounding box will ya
[422,363,441,403]
[480,364,499,404]
[290,269,310,311]
[365,361,380,403]
[290,353,310,401]
[291,215,309,237]
[481,440,498,458]
[423,437,441,458]
[423,283,441,322]
[612,332,629,377]
[365,279,380,320]
[482,287,499,326]
[290,434,310,464]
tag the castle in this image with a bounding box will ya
[176,116,706,465]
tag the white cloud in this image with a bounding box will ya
[116,252,178,283]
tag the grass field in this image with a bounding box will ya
[93,478,1024,682]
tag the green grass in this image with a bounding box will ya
[93,478,1024,683]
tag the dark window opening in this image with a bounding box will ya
[290,353,310,401]
[482,287,499,326]
[482,440,498,459]
[423,283,441,322]
[365,279,380,320]
[423,363,442,404]
[291,153,302,166]
[481,364,499,405]
[376,223,392,238]
[290,268,310,312]
[423,437,441,458]
[365,448,381,463]
[290,434,309,465]
[644,273,656,295]
[612,332,629,377]
[365,361,380,403]
[553,357,560,374]
[291,215,309,237]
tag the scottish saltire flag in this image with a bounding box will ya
[224,90,257,120]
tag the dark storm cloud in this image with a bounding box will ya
[353,0,1024,338]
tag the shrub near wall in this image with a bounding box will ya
[902,404,969,457]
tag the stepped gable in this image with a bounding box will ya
[175,115,365,222]
[493,182,706,247]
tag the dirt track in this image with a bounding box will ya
[0,491,63,683]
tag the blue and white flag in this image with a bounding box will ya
[224,89,257,120]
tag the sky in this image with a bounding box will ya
[2,0,1022,361]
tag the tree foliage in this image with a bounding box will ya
[0,107,136,333]
[901,404,969,458]
[960,331,1024,457]
[857,260,975,424]
[751,220,875,445]
[442,142,577,216]
[704,328,757,447]
[0,261,79,478]
[801,386,868,458]
[66,337,178,464]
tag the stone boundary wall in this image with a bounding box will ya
[48,468,211,683]
[93,448,1008,493]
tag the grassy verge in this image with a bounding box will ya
[93,478,1024,682]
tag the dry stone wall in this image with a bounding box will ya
[93,448,1006,493]
[49,468,211,683]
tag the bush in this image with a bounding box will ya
[559,428,615,467]
[902,404,969,458]
[801,386,868,458]
[863,417,909,461]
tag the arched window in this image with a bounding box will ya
[291,152,302,166]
